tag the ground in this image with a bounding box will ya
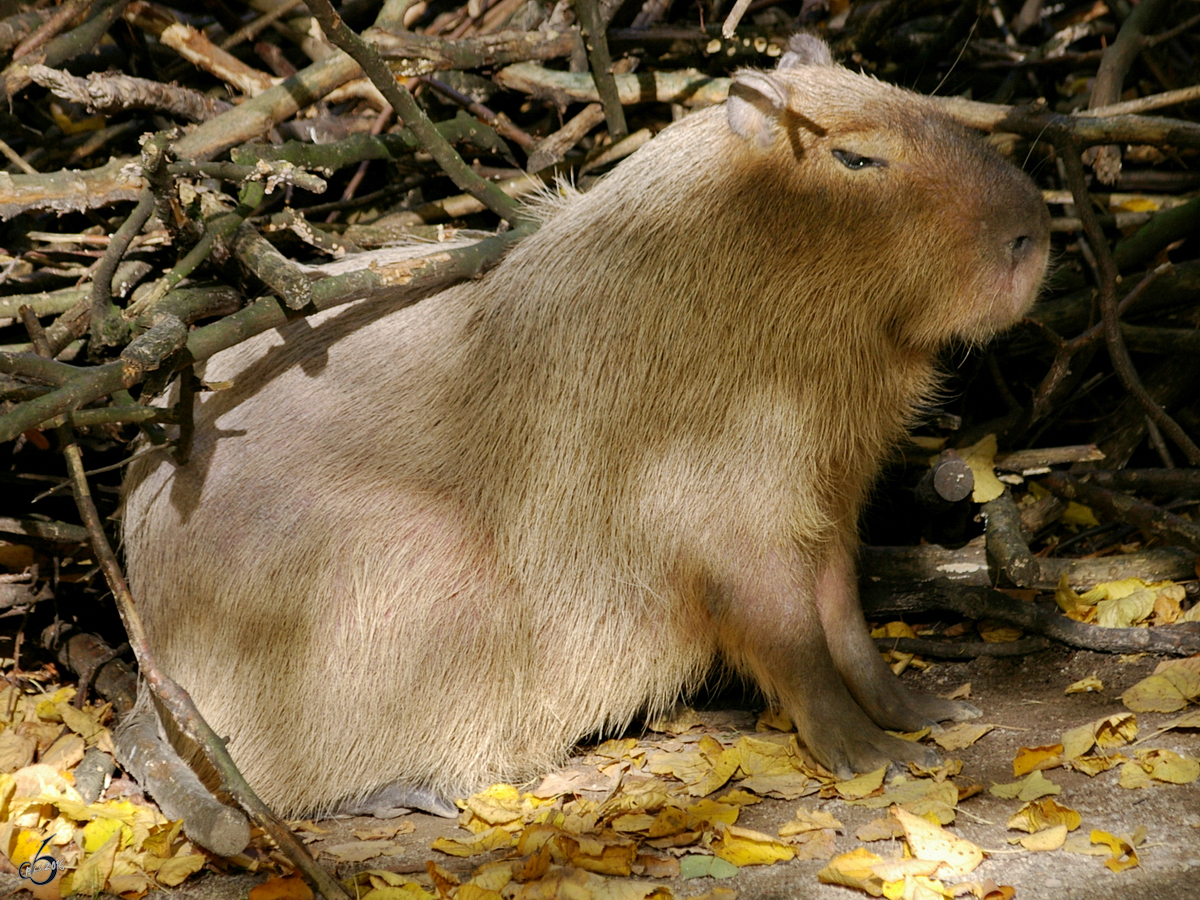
[1,647,1197,900]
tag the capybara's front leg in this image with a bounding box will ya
[816,539,980,731]
[713,549,938,778]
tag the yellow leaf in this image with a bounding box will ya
[712,824,795,866]
[686,799,739,827]
[1054,574,1084,615]
[1080,578,1174,604]
[1068,753,1125,777]
[83,817,127,854]
[1065,676,1103,694]
[556,833,637,876]
[834,767,886,800]
[249,873,314,900]
[1094,713,1138,747]
[817,847,885,892]
[1091,829,1142,872]
[464,785,524,825]
[431,827,513,857]
[978,622,1023,643]
[777,808,842,837]
[988,770,1060,801]
[961,435,1004,503]
[1118,761,1152,790]
[1112,196,1160,212]
[1140,748,1200,784]
[890,806,983,878]
[1061,501,1100,527]
[844,779,958,814]
[1017,824,1067,851]
[932,723,993,751]
[1095,589,1156,628]
[156,852,206,887]
[857,816,903,842]
[1121,667,1200,713]
[1006,798,1081,833]
[457,885,504,900]
[71,829,120,896]
[611,813,655,833]
[755,708,793,732]
[1160,709,1200,732]
[1012,744,1063,777]
[689,746,740,796]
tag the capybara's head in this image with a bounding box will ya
[722,34,1050,350]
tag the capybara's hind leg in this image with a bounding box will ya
[713,549,939,778]
[816,540,980,731]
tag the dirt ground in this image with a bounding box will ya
[1,646,1197,900]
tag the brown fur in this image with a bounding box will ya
[121,37,1050,817]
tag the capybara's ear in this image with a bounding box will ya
[726,71,788,148]
[777,33,834,70]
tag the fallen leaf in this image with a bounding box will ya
[431,828,513,857]
[932,723,993,751]
[945,683,972,700]
[1012,744,1063,777]
[833,767,886,800]
[890,807,982,879]
[817,847,886,894]
[1091,828,1143,872]
[1062,713,1137,759]
[777,808,842,837]
[679,855,738,879]
[1095,589,1157,628]
[1139,748,1200,784]
[857,817,904,841]
[1006,798,1081,833]
[962,435,1005,503]
[556,834,637,876]
[645,706,703,735]
[319,840,400,864]
[989,770,1060,801]
[1121,667,1200,713]
[1065,676,1103,694]
[711,825,794,867]
[1015,824,1067,851]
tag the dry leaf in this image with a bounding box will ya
[1065,676,1103,694]
[1006,797,1081,834]
[932,723,994,751]
[817,847,886,893]
[961,435,1005,503]
[1121,667,1200,713]
[890,806,983,878]
[1012,744,1063,777]
[777,808,842,837]
[711,824,795,867]
[1015,824,1067,851]
[833,767,886,800]
[1090,828,1144,872]
[988,770,1060,801]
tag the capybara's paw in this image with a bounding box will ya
[911,695,981,725]
[861,681,982,732]
[813,725,940,780]
[337,783,459,818]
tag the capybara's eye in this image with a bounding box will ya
[832,149,886,170]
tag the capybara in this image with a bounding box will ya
[122,35,1050,817]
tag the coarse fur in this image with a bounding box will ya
[121,36,1050,817]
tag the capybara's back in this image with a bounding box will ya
[122,35,1049,817]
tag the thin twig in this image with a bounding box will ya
[305,0,527,227]
[1058,142,1200,465]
